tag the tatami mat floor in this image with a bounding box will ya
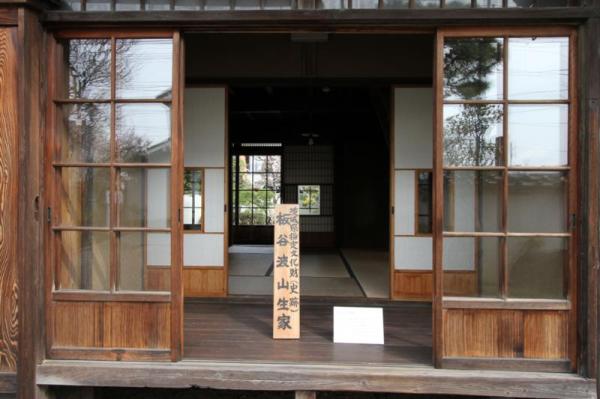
[228,246,388,298]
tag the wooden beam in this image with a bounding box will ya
[36,360,596,399]
[42,8,595,28]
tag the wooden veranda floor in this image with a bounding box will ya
[183,298,432,366]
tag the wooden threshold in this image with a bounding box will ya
[36,359,596,399]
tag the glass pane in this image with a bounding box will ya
[267,155,281,173]
[445,0,471,7]
[508,104,568,167]
[417,171,432,235]
[443,237,501,297]
[267,190,281,208]
[63,39,111,99]
[251,156,267,173]
[253,191,267,208]
[475,0,501,6]
[382,0,409,7]
[58,103,111,163]
[238,190,253,207]
[60,167,110,227]
[444,104,504,167]
[444,38,503,100]
[264,0,293,8]
[444,171,502,232]
[508,237,567,299]
[353,0,379,7]
[239,173,252,190]
[252,173,267,190]
[267,173,281,191]
[239,207,252,225]
[85,0,111,11]
[175,0,201,9]
[59,230,109,290]
[253,208,267,225]
[116,103,171,163]
[234,0,260,8]
[119,231,171,292]
[118,168,171,228]
[115,0,141,10]
[318,0,349,8]
[508,171,567,233]
[64,0,82,10]
[415,0,440,6]
[508,37,568,100]
[116,39,173,99]
[146,0,172,9]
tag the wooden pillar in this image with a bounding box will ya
[16,6,50,399]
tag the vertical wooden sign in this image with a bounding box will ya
[273,204,300,339]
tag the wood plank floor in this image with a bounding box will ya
[184,299,432,366]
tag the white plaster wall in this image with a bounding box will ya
[204,169,225,233]
[394,87,433,169]
[184,87,226,168]
[394,237,432,270]
[394,170,415,236]
[184,234,224,267]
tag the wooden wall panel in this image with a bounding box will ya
[103,303,170,349]
[0,27,18,372]
[145,267,170,291]
[444,309,569,360]
[523,311,568,359]
[51,302,170,352]
[53,302,103,348]
[393,271,476,301]
[393,271,432,301]
[183,268,225,297]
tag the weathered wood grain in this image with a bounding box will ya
[36,359,596,399]
[0,26,18,373]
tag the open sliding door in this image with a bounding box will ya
[45,30,184,361]
[433,27,578,371]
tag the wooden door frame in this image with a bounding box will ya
[433,26,579,371]
[43,28,184,362]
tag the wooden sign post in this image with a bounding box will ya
[273,204,300,339]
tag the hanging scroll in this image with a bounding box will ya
[273,204,300,339]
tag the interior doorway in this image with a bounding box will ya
[227,86,390,298]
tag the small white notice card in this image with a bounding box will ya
[333,307,384,345]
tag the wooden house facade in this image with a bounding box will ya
[0,0,598,397]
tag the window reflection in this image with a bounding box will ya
[65,39,111,99]
[59,103,111,163]
[59,230,110,290]
[508,171,567,233]
[444,170,503,233]
[116,103,171,163]
[444,38,503,100]
[60,167,111,227]
[508,237,566,299]
[116,39,173,99]
[443,104,504,167]
[118,168,171,228]
[508,37,569,100]
[508,104,568,167]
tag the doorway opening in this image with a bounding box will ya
[181,32,434,366]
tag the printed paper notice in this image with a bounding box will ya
[333,307,384,345]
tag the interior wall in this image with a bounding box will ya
[182,87,227,297]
